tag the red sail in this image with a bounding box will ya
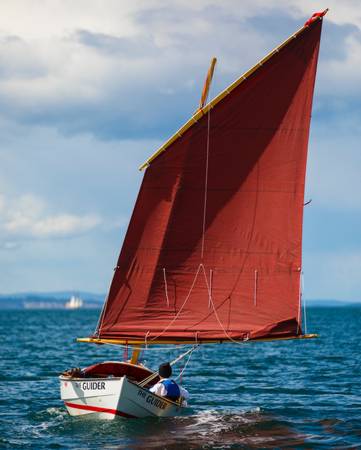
[97,18,323,342]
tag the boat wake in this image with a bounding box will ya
[127,408,307,449]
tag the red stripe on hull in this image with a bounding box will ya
[65,401,136,418]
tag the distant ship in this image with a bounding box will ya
[65,295,83,309]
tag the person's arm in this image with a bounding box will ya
[149,382,167,396]
[179,386,189,399]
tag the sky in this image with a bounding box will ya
[0,0,360,301]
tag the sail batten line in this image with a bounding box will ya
[139,15,325,171]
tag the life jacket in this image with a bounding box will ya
[161,379,181,401]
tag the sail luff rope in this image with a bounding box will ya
[94,263,119,336]
[94,294,108,337]
[302,271,307,334]
[297,269,302,334]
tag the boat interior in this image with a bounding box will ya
[62,361,159,387]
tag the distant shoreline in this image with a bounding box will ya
[0,292,359,310]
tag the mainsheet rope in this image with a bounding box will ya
[174,346,195,383]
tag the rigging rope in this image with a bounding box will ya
[201,102,212,259]
[297,269,302,334]
[174,346,195,383]
[150,263,203,341]
[302,271,307,334]
[138,345,198,387]
[200,264,250,346]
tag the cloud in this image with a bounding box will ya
[0,1,360,298]
[0,193,101,242]
[0,1,359,141]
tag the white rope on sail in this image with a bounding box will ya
[163,268,170,307]
[145,330,150,350]
[254,269,258,307]
[200,264,250,346]
[208,269,213,308]
[151,263,203,341]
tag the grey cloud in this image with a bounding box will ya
[0,6,360,143]
[0,34,48,80]
[75,29,159,58]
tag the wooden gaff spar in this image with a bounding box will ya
[60,10,327,419]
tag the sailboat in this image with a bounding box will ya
[60,10,327,419]
[65,295,83,309]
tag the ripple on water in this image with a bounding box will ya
[1,308,361,449]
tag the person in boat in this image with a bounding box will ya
[149,362,189,404]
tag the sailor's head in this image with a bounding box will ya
[158,362,172,379]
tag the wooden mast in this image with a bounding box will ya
[198,57,217,110]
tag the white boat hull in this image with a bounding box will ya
[60,375,185,419]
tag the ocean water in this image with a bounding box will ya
[0,307,360,449]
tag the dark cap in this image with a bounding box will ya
[158,362,172,378]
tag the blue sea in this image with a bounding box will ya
[0,307,360,449]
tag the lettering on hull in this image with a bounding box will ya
[137,389,167,410]
[73,381,106,391]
